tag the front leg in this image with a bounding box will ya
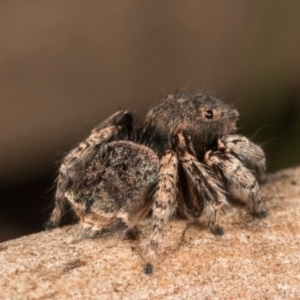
[204,150,267,218]
[172,132,226,235]
[144,150,178,275]
[220,135,266,182]
[46,110,133,229]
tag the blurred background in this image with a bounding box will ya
[0,1,299,242]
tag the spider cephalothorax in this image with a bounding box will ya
[47,92,266,275]
[143,92,239,157]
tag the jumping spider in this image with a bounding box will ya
[46,92,267,275]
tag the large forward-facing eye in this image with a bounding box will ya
[205,110,213,119]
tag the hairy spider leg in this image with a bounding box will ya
[46,110,133,229]
[173,132,227,235]
[204,150,266,218]
[144,150,178,275]
[220,135,267,183]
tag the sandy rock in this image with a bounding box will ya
[1,167,300,299]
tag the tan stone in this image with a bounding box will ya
[1,167,300,299]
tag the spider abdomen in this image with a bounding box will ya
[66,141,159,235]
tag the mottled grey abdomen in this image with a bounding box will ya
[68,141,159,215]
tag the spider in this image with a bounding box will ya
[46,92,267,275]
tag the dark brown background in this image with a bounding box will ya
[1,1,299,242]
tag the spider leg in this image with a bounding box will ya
[46,110,133,229]
[144,150,178,275]
[204,150,266,218]
[172,132,227,236]
[177,164,205,221]
[220,135,267,183]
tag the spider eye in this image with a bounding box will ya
[205,110,213,119]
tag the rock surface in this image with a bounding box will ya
[1,167,300,299]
